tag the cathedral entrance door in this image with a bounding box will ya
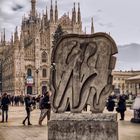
[27,86,32,94]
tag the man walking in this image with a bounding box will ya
[22,94,34,125]
[39,92,51,125]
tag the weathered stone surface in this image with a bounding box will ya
[50,112,117,121]
[131,95,140,123]
[48,113,118,140]
[50,33,118,113]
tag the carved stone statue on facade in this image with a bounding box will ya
[50,33,118,113]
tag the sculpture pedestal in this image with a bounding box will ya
[131,95,140,123]
[131,110,140,123]
[48,113,118,140]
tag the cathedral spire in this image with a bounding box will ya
[91,17,94,34]
[55,0,58,23]
[45,6,48,22]
[0,33,2,44]
[41,11,45,32]
[77,3,81,24]
[50,0,54,22]
[3,28,6,45]
[72,3,76,24]
[84,27,87,34]
[11,33,14,46]
[1,32,3,44]
[1,28,6,46]
[31,0,36,18]
[14,26,19,43]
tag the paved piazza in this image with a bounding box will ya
[0,106,140,140]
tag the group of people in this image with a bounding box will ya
[0,92,51,125]
[107,95,126,120]
[22,91,51,126]
[0,91,128,123]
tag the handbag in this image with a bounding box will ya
[116,107,120,112]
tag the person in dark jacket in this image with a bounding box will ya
[22,94,34,125]
[1,93,10,123]
[38,91,51,125]
[107,95,115,112]
[117,95,126,120]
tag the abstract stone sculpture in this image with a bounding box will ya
[50,33,118,113]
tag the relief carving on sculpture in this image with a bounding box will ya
[50,33,118,113]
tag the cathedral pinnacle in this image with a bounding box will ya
[85,27,87,34]
[46,6,48,22]
[3,28,5,45]
[72,2,76,24]
[77,3,81,24]
[50,0,54,22]
[11,33,14,46]
[41,11,45,32]
[91,17,94,34]
[55,0,58,23]
[31,0,36,18]
[14,26,19,43]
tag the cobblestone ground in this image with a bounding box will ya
[0,106,140,140]
[0,106,47,140]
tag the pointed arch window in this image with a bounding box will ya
[42,52,47,63]
[42,68,47,77]
[27,68,32,76]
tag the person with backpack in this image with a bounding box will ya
[38,91,51,125]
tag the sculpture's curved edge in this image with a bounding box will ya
[51,32,118,71]
[55,32,118,54]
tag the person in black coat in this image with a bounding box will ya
[38,91,51,125]
[117,95,126,120]
[107,95,115,112]
[22,94,34,125]
[1,93,10,123]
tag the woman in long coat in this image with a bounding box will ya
[117,96,126,120]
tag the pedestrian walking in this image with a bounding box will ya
[0,93,10,123]
[22,94,34,125]
[116,95,126,120]
[38,92,51,125]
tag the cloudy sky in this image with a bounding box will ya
[0,0,140,70]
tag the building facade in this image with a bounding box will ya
[112,71,140,95]
[0,0,94,95]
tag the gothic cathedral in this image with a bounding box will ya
[0,0,94,95]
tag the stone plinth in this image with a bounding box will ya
[131,95,140,123]
[48,113,118,140]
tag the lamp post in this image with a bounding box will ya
[23,73,26,95]
[36,69,39,95]
[50,63,56,90]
